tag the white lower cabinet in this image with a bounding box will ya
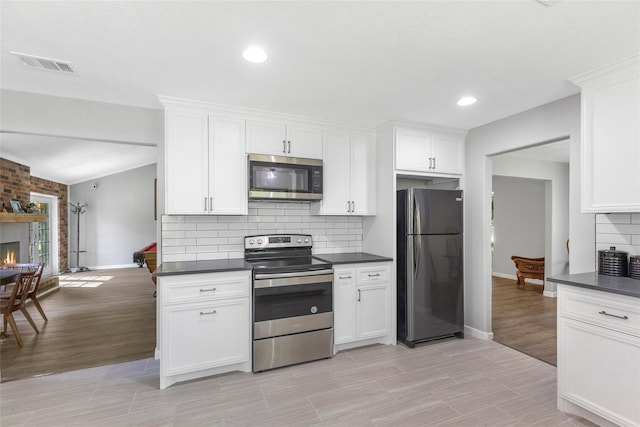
[333,262,392,351]
[557,284,640,426]
[158,271,251,389]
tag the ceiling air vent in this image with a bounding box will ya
[11,51,76,74]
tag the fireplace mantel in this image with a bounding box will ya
[0,212,46,223]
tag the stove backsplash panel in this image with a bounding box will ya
[161,201,363,262]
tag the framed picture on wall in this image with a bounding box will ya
[10,200,24,213]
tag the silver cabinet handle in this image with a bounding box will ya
[357,289,361,302]
[428,157,432,169]
[200,288,217,292]
[352,201,355,213]
[200,310,217,315]
[204,197,207,212]
[347,201,351,213]
[433,157,436,170]
[368,273,380,277]
[339,275,352,280]
[599,310,629,320]
[209,197,213,211]
[288,140,291,153]
[282,140,286,153]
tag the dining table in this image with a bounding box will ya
[0,269,20,286]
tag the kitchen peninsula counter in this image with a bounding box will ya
[547,272,640,299]
[153,258,250,277]
[313,252,393,265]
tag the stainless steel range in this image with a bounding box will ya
[245,234,333,372]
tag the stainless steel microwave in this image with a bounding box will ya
[248,154,323,201]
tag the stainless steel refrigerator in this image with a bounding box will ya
[397,188,464,347]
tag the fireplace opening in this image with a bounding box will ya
[1,241,20,267]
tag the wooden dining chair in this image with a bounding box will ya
[0,271,38,347]
[25,263,47,321]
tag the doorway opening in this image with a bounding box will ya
[489,139,570,365]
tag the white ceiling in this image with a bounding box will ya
[1,1,638,184]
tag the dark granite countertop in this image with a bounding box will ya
[547,272,640,299]
[153,258,251,277]
[313,252,393,265]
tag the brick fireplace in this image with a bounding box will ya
[0,158,69,272]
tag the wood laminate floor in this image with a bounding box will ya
[492,276,557,366]
[0,267,156,382]
[0,338,595,427]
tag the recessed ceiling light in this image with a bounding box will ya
[457,96,477,106]
[243,46,267,63]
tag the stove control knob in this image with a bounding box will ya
[249,239,255,245]
[304,238,309,243]
[297,239,302,243]
[257,239,263,245]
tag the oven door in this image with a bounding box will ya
[253,270,333,339]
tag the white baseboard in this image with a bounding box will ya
[464,325,494,340]
[543,290,557,298]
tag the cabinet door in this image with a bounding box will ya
[357,283,390,340]
[430,132,464,175]
[582,75,640,212]
[350,132,376,215]
[209,117,248,214]
[558,317,640,426]
[321,129,351,215]
[333,268,357,344]
[165,110,209,214]
[395,128,430,172]
[162,298,250,376]
[286,124,323,159]
[246,119,287,156]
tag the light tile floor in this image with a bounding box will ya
[0,338,595,426]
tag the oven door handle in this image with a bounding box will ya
[254,271,334,288]
[254,269,334,280]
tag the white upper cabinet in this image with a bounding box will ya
[395,126,465,175]
[571,54,640,213]
[246,119,323,159]
[209,117,248,214]
[314,129,376,215]
[165,109,210,215]
[163,102,247,215]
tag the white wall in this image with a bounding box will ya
[69,164,157,269]
[492,175,545,276]
[492,155,571,294]
[464,94,594,336]
[161,202,362,262]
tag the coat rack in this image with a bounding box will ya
[69,202,89,273]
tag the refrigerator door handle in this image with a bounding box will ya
[412,236,419,279]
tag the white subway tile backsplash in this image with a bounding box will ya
[595,213,640,258]
[595,213,631,224]
[161,202,363,259]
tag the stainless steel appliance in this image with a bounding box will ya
[245,234,333,372]
[397,188,464,347]
[248,154,323,201]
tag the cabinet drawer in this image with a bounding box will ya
[558,285,640,337]
[357,264,391,285]
[161,272,250,305]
